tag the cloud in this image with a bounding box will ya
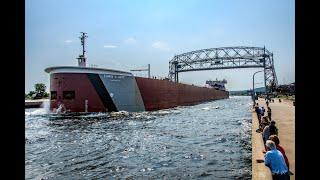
[64,40,72,43]
[124,37,137,44]
[152,41,170,51]
[103,45,117,48]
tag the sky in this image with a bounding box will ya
[26,0,294,93]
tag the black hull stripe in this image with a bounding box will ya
[87,73,118,112]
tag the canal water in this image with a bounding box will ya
[25,96,252,179]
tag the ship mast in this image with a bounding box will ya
[77,32,88,67]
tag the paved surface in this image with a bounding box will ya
[252,98,295,180]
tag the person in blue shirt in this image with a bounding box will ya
[264,140,290,180]
[256,106,262,124]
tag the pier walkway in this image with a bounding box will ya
[252,98,295,180]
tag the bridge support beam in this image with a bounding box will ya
[175,72,179,83]
[263,46,267,94]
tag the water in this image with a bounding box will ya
[25,96,252,179]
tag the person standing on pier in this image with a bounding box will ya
[255,104,262,124]
[260,116,270,130]
[261,106,266,117]
[269,120,278,136]
[258,116,269,133]
[269,135,289,171]
[267,107,272,121]
[262,120,278,149]
[262,123,270,149]
[264,140,290,180]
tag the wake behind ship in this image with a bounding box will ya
[45,33,229,113]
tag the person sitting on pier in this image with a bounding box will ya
[264,140,290,180]
[267,107,272,121]
[269,135,289,171]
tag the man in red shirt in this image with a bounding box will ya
[269,135,289,170]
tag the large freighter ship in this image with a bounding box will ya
[45,33,229,113]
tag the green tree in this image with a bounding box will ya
[25,91,36,99]
[43,92,49,98]
[34,83,46,99]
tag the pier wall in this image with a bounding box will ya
[252,109,272,179]
[25,99,49,108]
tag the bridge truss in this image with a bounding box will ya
[169,46,278,93]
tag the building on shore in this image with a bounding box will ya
[275,82,295,96]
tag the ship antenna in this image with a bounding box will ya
[77,32,88,67]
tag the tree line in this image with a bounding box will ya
[25,83,49,99]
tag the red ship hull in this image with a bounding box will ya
[135,77,228,111]
[45,66,229,113]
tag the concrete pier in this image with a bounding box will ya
[25,99,49,108]
[252,100,272,180]
[252,98,295,180]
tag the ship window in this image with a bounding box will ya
[51,91,57,100]
[63,91,75,100]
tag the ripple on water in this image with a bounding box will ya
[25,96,252,179]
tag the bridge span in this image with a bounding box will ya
[169,46,278,93]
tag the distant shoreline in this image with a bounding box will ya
[25,99,49,108]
